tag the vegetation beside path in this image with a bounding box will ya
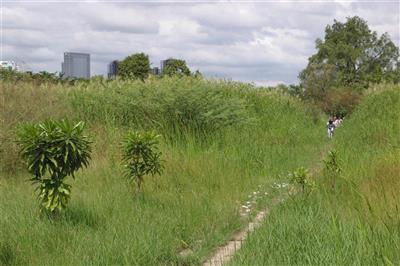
[230,85,400,265]
[0,77,325,265]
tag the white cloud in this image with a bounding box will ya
[2,1,399,84]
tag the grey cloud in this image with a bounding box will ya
[3,1,398,84]
[81,5,159,34]
[4,29,50,48]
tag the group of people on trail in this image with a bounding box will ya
[327,116,343,139]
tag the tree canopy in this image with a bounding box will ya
[162,59,191,76]
[300,16,399,99]
[118,53,151,80]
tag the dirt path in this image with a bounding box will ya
[202,143,331,266]
[202,197,284,266]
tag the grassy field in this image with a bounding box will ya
[0,77,326,265]
[230,85,400,265]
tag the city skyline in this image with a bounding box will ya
[2,1,399,86]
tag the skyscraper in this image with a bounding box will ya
[160,58,173,73]
[151,67,160,75]
[107,60,119,78]
[61,52,90,79]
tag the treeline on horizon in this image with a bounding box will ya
[1,16,399,117]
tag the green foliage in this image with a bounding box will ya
[323,150,341,175]
[0,68,82,85]
[0,68,29,82]
[299,62,338,101]
[289,167,315,195]
[162,59,191,77]
[299,16,399,113]
[118,53,151,80]
[16,120,91,212]
[37,179,72,212]
[321,87,362,117]
[323,150,342,189]
[69,77,253,138]
[231,85,400,265]
[1,76,326,264]
[122,130,163,192]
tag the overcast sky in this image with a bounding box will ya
[2,0,399,85]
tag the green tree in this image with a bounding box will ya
[118,53,151,80]
[122,131,163,193]
[300,16,399,96]
[162,59,191,76]
[17,120,92,213]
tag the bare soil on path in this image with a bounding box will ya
[202,197,284,266]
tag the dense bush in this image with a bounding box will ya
[69,77,253,138]
[17,120,91,212]
[118,53,151,80]
[321,87,362,117]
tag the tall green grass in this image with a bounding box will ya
[231,85,400,265]
[0,77,325,265]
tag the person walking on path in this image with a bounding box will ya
[327,119,335,139]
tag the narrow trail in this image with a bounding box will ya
[201,142,332,266]
[202,197,284,266]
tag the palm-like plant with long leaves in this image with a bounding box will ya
[17,120,91,213]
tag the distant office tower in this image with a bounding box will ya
[108,60,119,78]
[151,67,160,75]
[160,58,173,72]
[61,52,90,79]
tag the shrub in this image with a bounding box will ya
[122,130,163,193]
[321,88,362,117]
[323,150,342,189]
[17,120,91,213]
[289,167,315,195]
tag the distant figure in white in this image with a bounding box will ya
[333,115,341,128]
[327,115,343,138]
[327,119,336,139]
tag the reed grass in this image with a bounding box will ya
[0,77,325,265]
[230,85,400,265]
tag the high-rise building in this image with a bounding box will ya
[160,58,173,72]
[151,67,160,75]
[107,60,119,78]
[61,52,90,79]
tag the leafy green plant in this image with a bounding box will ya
[118,53,151,81]
[122,130,163,192]
[17,120,91,213]
[289,167,315,195]
[162,58,191,77]
[323,150,342,189]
